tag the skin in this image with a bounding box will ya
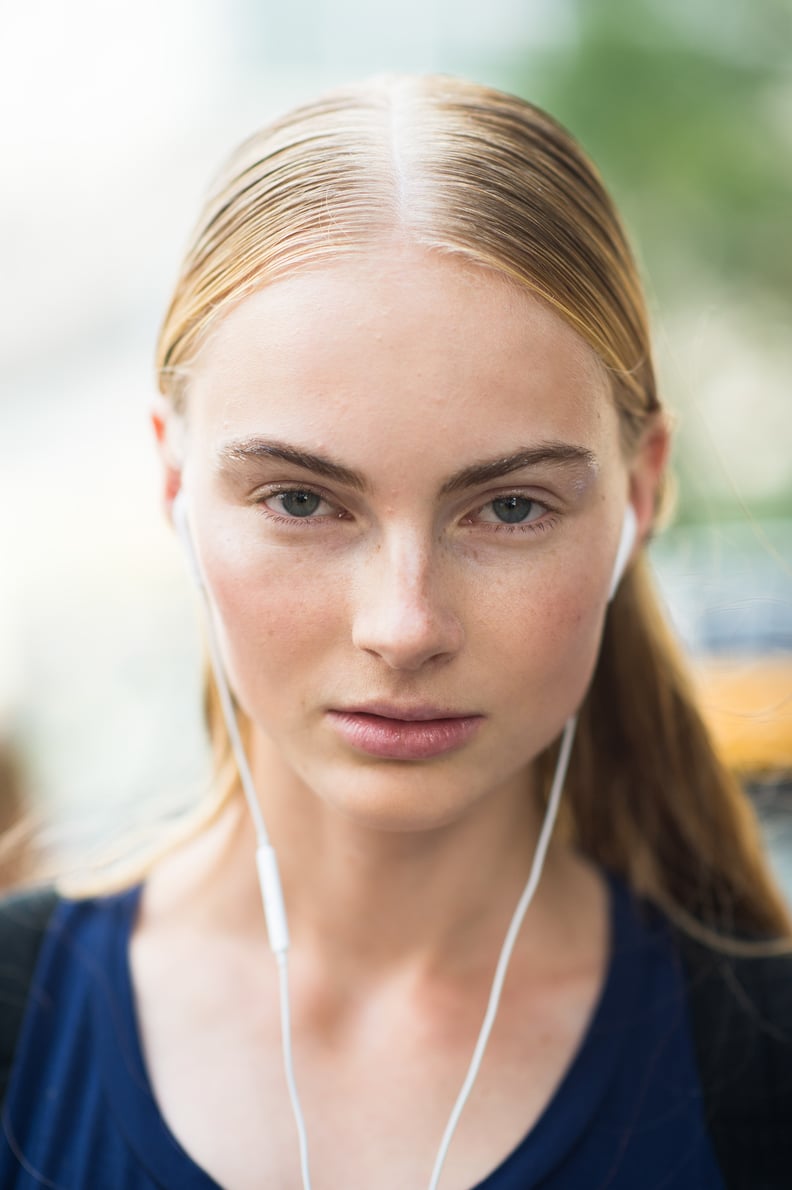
[139,245,668,1189]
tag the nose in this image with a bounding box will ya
[351,533,464,671]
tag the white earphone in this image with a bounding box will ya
[609,502,638,601]
[170,491,638,1190]
[172,492,205,593]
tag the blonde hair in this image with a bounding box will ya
[154,75,789,942]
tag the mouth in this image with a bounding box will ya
[326,704,484,760]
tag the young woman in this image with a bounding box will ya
[2,75,791,1190]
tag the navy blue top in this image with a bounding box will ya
[0,875,725,1188]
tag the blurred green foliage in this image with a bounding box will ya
[511,0,792,304]
[501,0,792,521]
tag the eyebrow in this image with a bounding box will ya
[217,438,368,491]
[216,437,598,495]
[438,443,598,495]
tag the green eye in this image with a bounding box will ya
[280,490,322,517]
[490,496,536,523]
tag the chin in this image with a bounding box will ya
[311,757,527,835]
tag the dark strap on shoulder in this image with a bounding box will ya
[675,928,792,1189]
[0,887,58,1104]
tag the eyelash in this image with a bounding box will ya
[475,510,559,536]
[256,487,348,527]
[254,487,559,536]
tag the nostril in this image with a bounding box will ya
[352,595,463,670]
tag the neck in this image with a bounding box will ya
[167,732,587,988]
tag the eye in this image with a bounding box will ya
[263,489,333,518]
[477,495,546,525]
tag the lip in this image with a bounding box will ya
[326,705,484,760]
[337,702,476,722]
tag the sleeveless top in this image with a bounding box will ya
[0,874,727,1188]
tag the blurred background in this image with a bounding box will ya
[1,0,790,887]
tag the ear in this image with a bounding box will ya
[627,414,671,546]
[150,397,183,519]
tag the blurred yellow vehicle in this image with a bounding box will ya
[651,519,791,779]
[694,656,792,775]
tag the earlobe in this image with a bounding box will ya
[627,415,671,545]
[150,401,184,518]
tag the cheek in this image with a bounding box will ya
[481,567,607,710]
[200,531,345,712]
[541,591,604,698]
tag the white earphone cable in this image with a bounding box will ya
[174,494,313,1188]
[203,603,314,1187]
[190,538,571,1190]
[276,952,313,1190]
[426,713,577,1190]
[174,492,593,1190]
[189,562,269,845]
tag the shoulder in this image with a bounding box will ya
[618,887,792,1185]
[0,885,60,1004]
[668,918,792,1185]
[0,885,141,1095]
[623,889,792,1059]
[0,886,61,1100]
[672,925,792,1095]
[0,883,60,940]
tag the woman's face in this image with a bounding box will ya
[169,247,660,832]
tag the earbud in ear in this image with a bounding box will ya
[607,504,638,602]
[172,490,206,592]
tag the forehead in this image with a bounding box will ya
[185,247,618,476]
